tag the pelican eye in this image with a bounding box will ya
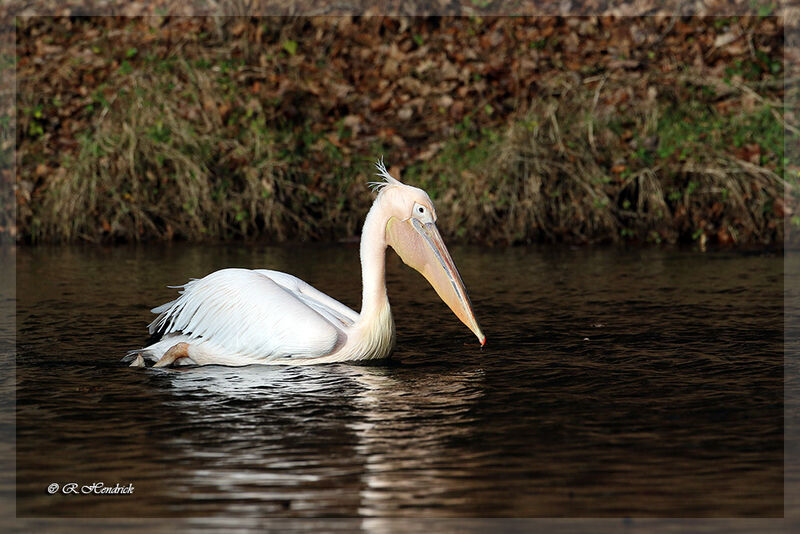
[412,201,433,223]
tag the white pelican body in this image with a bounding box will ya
[129,161,484,367]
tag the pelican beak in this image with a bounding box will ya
[386,217,485,346]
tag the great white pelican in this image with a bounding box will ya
[128,159,484,367]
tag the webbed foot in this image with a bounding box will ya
[153,342,190,368]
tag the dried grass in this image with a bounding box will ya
[26,66,790,246]
[36,66,304,242]
[424,76,788,246]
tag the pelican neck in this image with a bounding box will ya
[357,198,390,323]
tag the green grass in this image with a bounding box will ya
[656,102,784,172]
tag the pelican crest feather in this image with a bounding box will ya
[368,157,403,193]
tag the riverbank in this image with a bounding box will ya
[11,15,796,246]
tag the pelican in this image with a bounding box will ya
[127,159,484,367]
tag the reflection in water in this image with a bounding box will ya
[153,364,487,517]
[14,244,784,517]
[348,367,485,517]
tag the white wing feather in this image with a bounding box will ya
[255,269,358,327]
[149,268,350,360]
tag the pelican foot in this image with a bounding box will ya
[153,342,190,368]
[129,354,145,368]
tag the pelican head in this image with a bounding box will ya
[370,160,485,346]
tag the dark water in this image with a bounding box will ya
[14,244,784,517]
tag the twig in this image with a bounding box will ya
[734,158,793,189]
[751,76,800,89]
[587,75,607,156]
[772,107,800,137]
[645,13,679,49]
[729,78,792,109]
[747,29,757,61]
[547,106,566,154]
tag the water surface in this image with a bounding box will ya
[15,244,783,517]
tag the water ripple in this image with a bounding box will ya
[15,244,783,517]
